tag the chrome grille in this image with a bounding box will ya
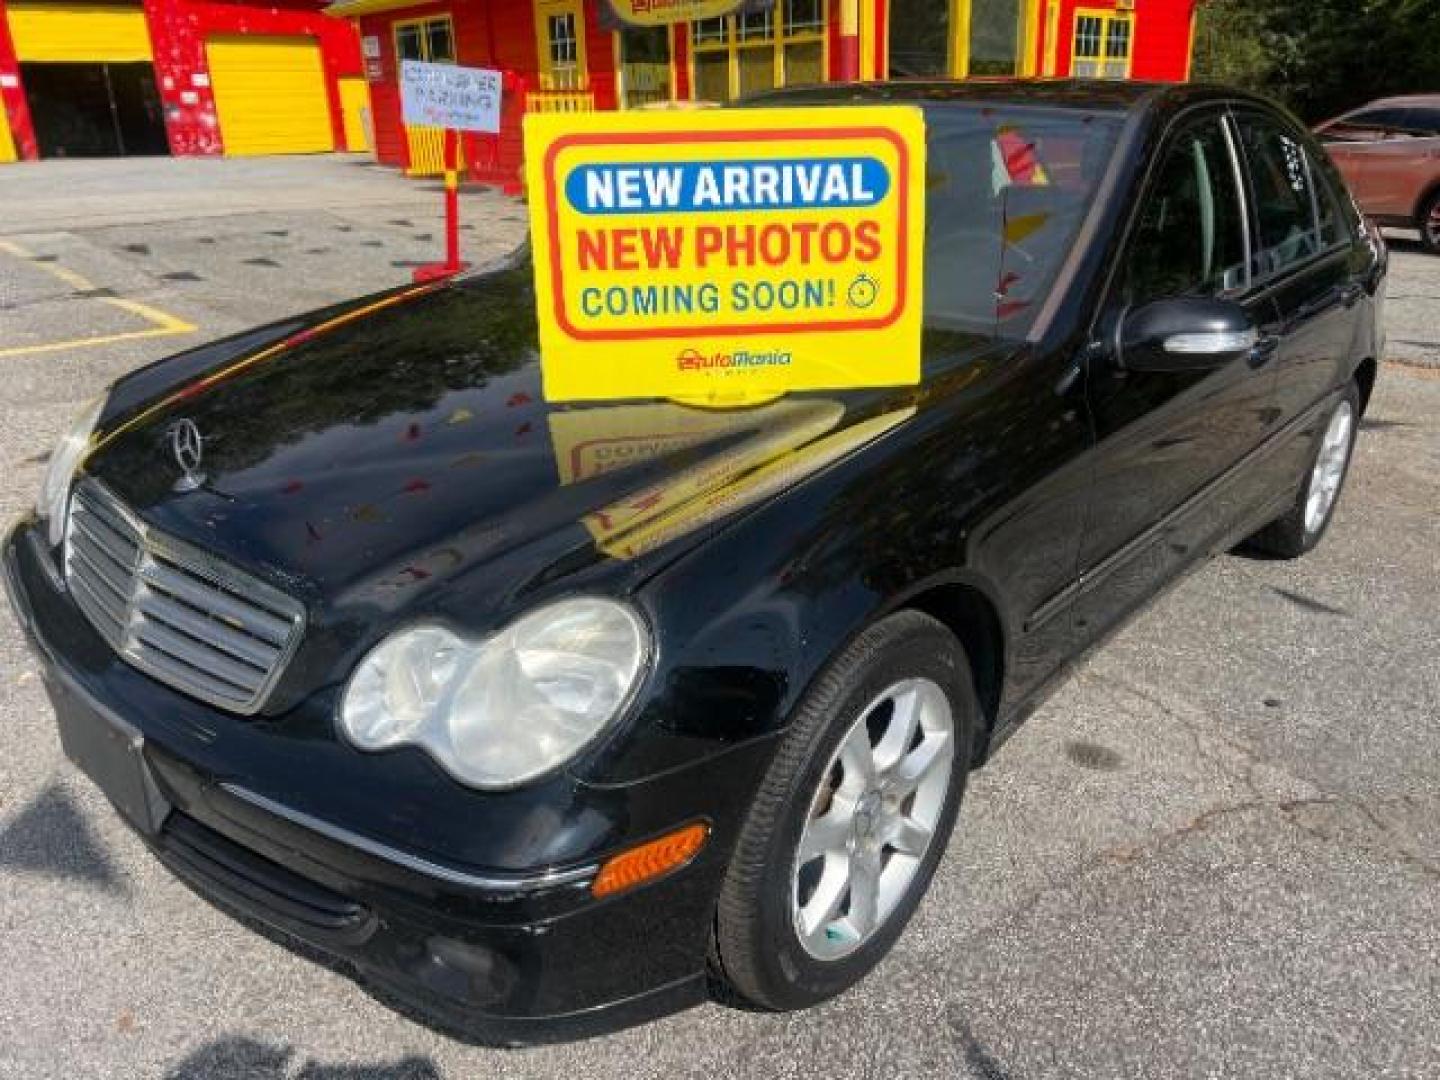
[64,480,305,715]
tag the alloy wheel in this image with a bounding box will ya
[1305,400,1355,535]
[791,678,955,961]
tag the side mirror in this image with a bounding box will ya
[1119,298,1258,373]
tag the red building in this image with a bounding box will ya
[322,0,1197,187]
[0,0,365,162]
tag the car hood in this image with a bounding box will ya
[83,260,986,626]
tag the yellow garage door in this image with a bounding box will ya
[7,3,153,62]
[206,35,334,157]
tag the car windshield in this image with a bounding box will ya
[919,104,1124,337]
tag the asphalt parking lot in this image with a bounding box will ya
[1,157,1437,1079]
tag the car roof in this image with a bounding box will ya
[749,77,1242,115]
[1347,94,1440,110]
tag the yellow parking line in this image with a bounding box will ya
[0,319,197,360]
[0,238,86,286]
[103,297,196,335]
[0,240,196,359]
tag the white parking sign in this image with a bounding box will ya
[400,61,503,133]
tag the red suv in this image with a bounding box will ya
[1317,95,1440,252]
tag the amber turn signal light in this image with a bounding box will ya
[592,822,710,899]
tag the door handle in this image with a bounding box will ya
[1247,335,1281,369]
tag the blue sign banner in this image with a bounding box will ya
[564,158,893,215]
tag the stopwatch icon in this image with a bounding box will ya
[848,273,880,310]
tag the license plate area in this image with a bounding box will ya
[51,677,171,836]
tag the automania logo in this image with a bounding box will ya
[675,346,794,372]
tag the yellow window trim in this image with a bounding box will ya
[1070,6,1134,78]
[1018,0,1042,76]
[949,0,970,78]
[687,5,830,103]
[1043,0,1061,75]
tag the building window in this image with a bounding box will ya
[536,1,587,90]
[1071,9,1132,78]
[549,14,578,71]
[618,26,673,109]
[889,0,1025,79]
[691,0,828,104]
[395,16,454,64]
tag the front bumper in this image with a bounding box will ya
[3,518,774,1044]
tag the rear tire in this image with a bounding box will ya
[1245,381,1360,559]
[1420,190,1440,255]
[711,611,976,1012]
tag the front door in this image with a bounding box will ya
[1075,109,1277,644]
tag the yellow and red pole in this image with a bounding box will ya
[414,127,469,282]
[443,127,462,272]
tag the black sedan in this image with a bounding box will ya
[2,81,1384,1043]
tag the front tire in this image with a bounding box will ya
[711,611,976,1011]
[1245,381,1360,558]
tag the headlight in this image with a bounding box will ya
[339,599,649,789]
[38,397,104,548]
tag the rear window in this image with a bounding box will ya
[920,106,1123,335]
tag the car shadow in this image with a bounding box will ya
[162,1035,441,1079]
[0,780,126,893]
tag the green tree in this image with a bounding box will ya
[1192,0,1440,123]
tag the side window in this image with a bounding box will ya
[1403,107,1440,136]
[1342,107,1413,132]
[1236,113,1322,279]
[1122,118,1248,307]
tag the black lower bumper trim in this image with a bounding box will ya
[160,811,375,939]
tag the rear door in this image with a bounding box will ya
[1075,108,1278,643]
[1232,109,1364,445]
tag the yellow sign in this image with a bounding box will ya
[524,106,927,404]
